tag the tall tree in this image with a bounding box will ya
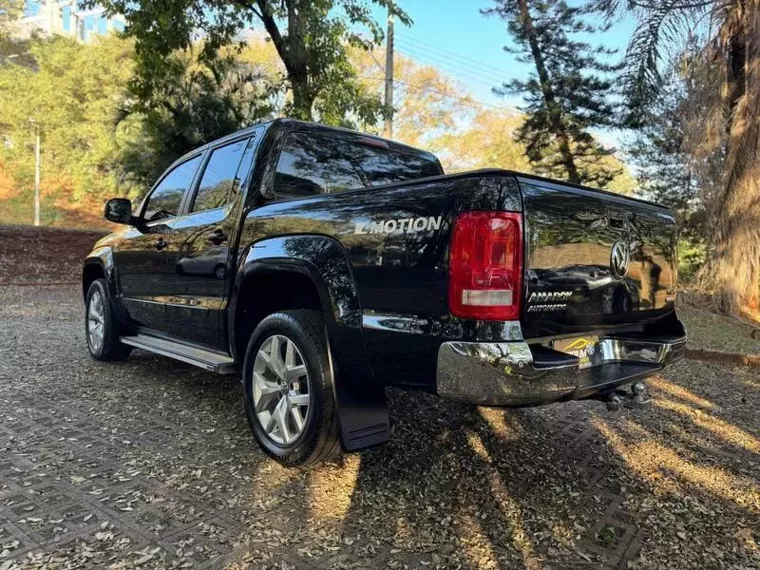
[485,0,621,187]
[599,0,760,315]
[351,48,480,146]
[92,0,408,123]
[0,0,22,39]
[0,36,144,224]
[0,0,27,66]
[119,48,275,188]
[432,109,530,173]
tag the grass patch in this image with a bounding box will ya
[679,304,760,355]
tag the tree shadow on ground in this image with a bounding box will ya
[230,360,760,570]
[58,329,756,569]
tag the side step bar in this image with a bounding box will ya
[120,334,236,374]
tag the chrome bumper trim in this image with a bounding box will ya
[436,329,687,407]
[361,311,525,341]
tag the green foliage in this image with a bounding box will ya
[485,0,622,187]
[592,0,713,126]
[0,0,30,67]
[0,35,144,204]
[678,237,707,284]
[118,49,275,189]
[0,186,62,226]
[251,0,408,122]
[626,64,704,240]
[91,0,406,125]
[0,0,23,37]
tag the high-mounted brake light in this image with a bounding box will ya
[356,136,390,149]
[448,211,523,321]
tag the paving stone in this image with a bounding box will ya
[0,284,757,570]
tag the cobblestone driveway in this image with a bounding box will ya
[0,285,758,569]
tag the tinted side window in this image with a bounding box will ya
[274,134,365,197]
[143,155,202,222]
[191,138,250,213]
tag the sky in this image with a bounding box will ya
[372,0,638,143]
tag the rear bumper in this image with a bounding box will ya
[436,326,687,407]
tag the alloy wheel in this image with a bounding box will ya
[87,289,105,353]
[251,334,311,446]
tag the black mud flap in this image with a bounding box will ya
[325,323,389,451]
[334,380,389,451]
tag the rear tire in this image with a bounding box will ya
[242,310,340,467]
[85,278,131,361]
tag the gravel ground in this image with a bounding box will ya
[0,285,758,570]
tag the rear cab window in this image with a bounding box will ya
[273,131,442,198]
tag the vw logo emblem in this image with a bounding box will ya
[610,240,630,279]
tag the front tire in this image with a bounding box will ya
[242,310,340,467]
[85,278,131,361]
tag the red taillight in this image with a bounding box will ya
[448,211,523,321]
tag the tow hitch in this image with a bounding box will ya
[601,381,650,411]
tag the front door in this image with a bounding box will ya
[115,153,204,333]
[166,136,257,350]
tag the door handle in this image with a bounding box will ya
[154,237,168,250]
[207,229,227,245]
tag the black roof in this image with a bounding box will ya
[199,117,433,155]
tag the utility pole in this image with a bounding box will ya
[34,124,41,227]
[383,2,394,139]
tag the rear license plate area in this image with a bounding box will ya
[553,336,600,370]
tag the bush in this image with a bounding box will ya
[678,237,707,284]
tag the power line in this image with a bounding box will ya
[356,32,519,111]
[395,42,502,83]
[373,40,507,90]
[361,30,522,89]
[367,50,386,74]
[396,33,520,79]
[361,74,510,110]
[395,40,515,82]
[395,45,505,90]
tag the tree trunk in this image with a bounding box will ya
[700,0,760,317]
[289,75,314,120]
[252,0,314,120]
[284,0,313,120]
[515,0,581,184]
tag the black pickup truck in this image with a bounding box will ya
[83,118,687,466]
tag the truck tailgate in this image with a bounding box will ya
[518,176,678,338]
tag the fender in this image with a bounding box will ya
[83,246,129,325]
[231,234,389,451]
[231,234,362,330]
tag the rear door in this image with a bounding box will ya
[518,177,678,338]
[168,135,258,349]
[116,154,204,332]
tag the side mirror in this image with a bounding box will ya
[104,198,134,225]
